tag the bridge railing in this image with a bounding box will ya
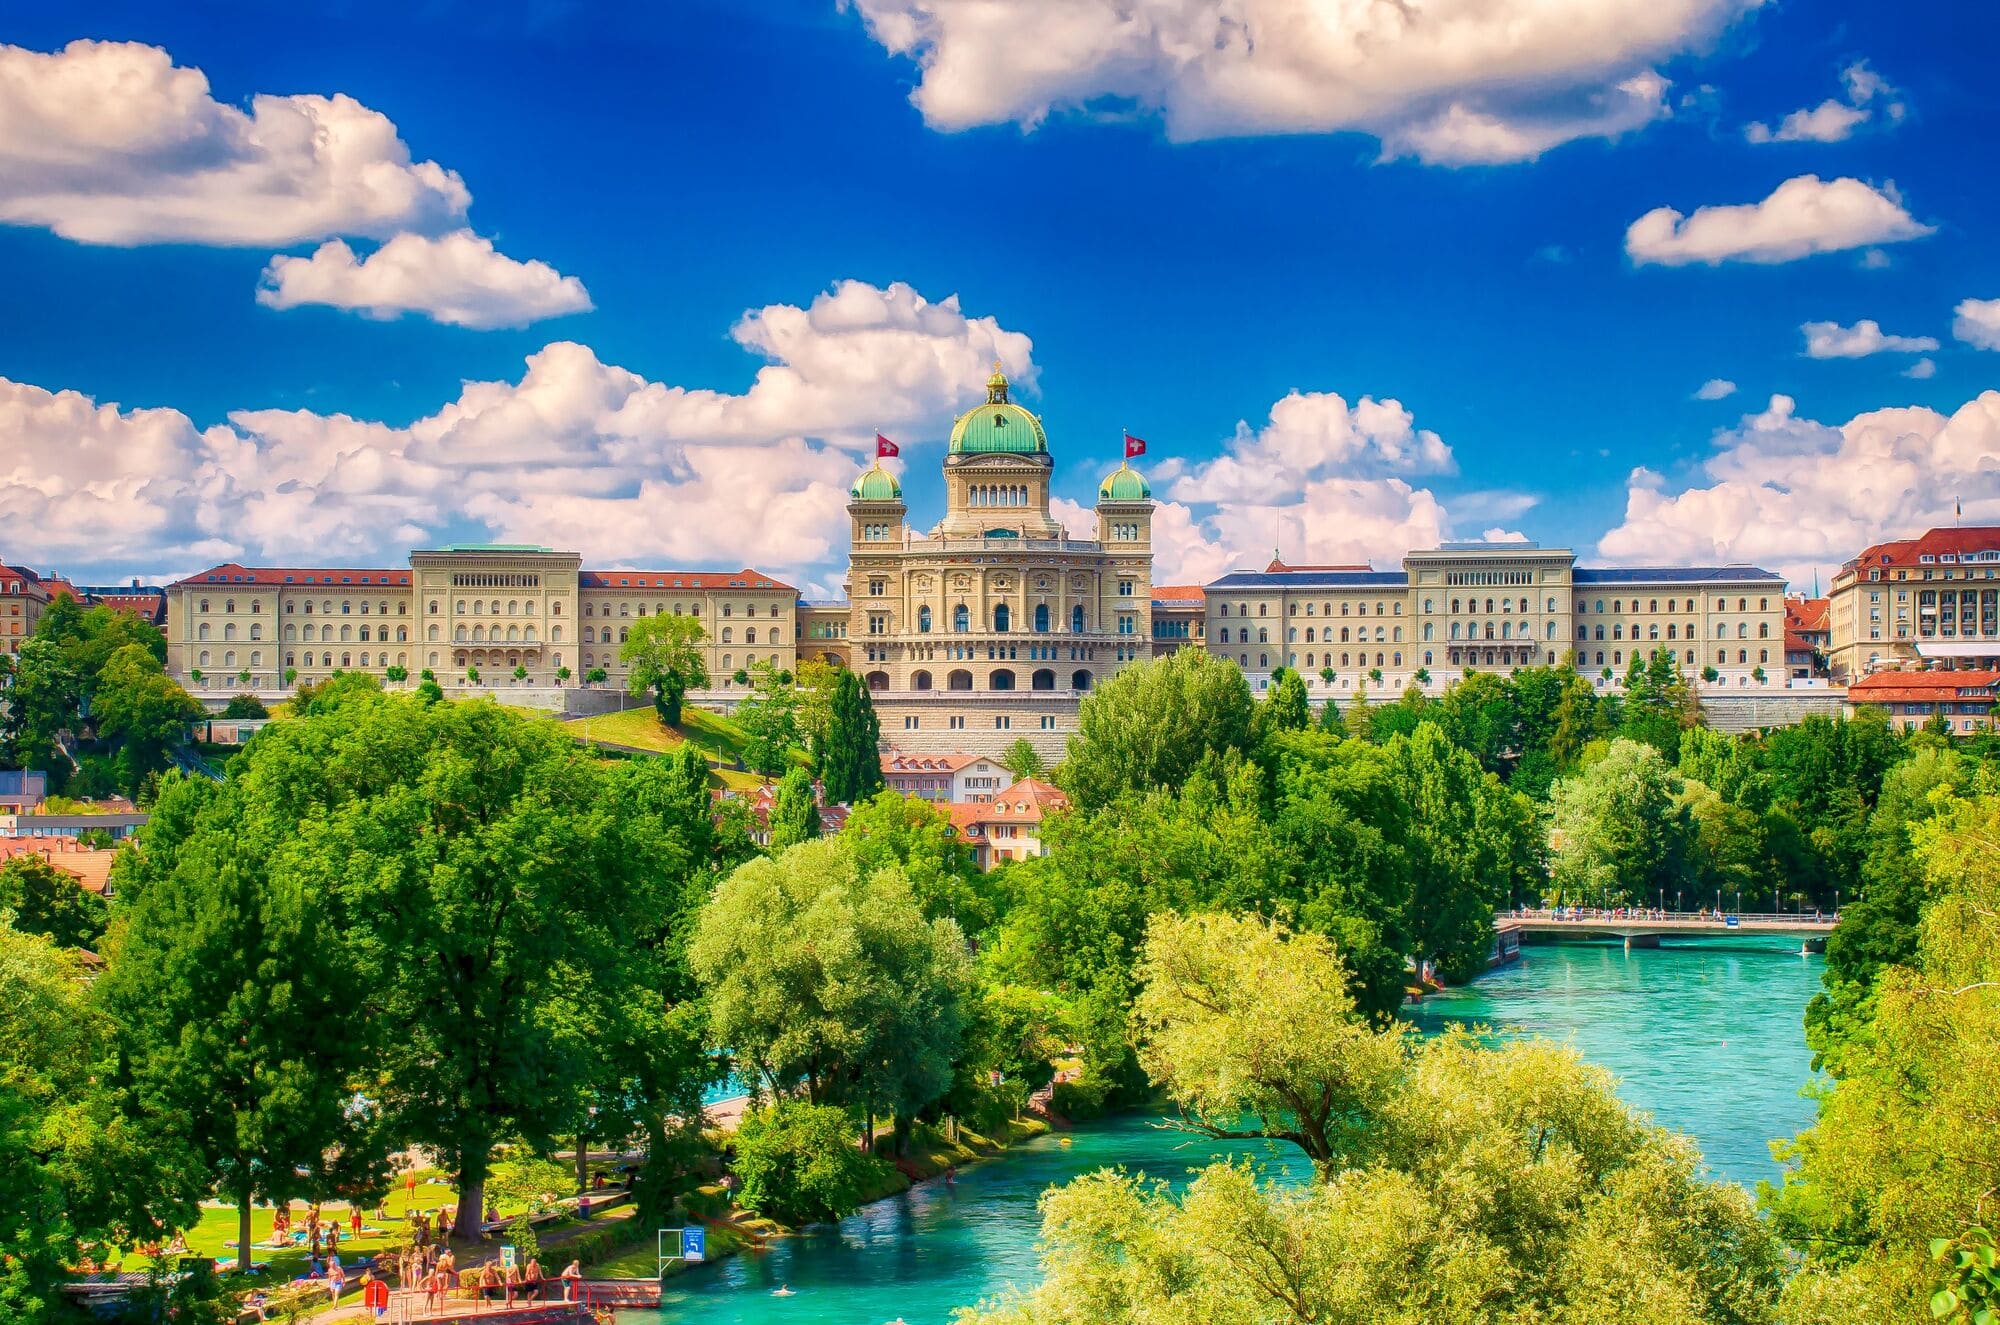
[1502,909,1837,925]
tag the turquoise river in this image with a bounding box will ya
[636,933,1824,1325]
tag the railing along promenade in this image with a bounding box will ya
[1499,908,1838,951]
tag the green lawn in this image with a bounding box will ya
[559,705,802,791]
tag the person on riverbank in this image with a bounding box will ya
[560,1259,582,1301]
[503,1261,521,1306]
[477,1261,498,1309]
[326,1254,347,1304]
[422,1264,447,1314]
[522,1255,543,1302]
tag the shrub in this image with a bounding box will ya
[223,693,268,719]
[732,1101,890,1227]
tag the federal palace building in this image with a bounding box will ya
[88,365,1838,756]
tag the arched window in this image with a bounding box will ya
[990,668,1016,691]
[911,670,933,691]
[947,669,974,691]
[866,671,889,691]
[1032,668,1056,690]
[954,605,970,632]
[1071,669,1093,691]
[746,627,758,644]
[918,605,932,633]
[1034,604,1049,632]
[994,604,1011,632]
[198,623,211,641]
[1071,605,1086,633]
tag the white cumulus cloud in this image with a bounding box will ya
[1954,298,2000,351]
[846,0,1756,164]
[257,230,592,329]
[1597,390,2000,585]
[1695,378,1737,400]
[1800,319,1939,359]
[1745,60,1903,144]
[0,39,468,246]
[0,281,1033,583]
[1904,358,1936,380]
[1626,175,1934,266]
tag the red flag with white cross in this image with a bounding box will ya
[877,434,899,458]
[1124,433,1147,459]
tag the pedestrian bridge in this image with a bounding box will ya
[1500,912,1837,951]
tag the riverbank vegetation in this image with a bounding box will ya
[8,644,1997,1321]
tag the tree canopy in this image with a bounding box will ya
[620,612,708,725]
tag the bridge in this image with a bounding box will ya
[1499,912,1837,952]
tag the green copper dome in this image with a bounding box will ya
[1098,461,1151,501]
[849,463,903,501]
[948,366,1047,455]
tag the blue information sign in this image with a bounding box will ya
[681,1227,706,1262]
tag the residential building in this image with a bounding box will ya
[1784,596,1830,680]
[0,836,118,897]
[948,776,1070,869]
[1844,668,1998,734]
[879,752,1013,803]
[1206,541,1786,697]
[1827,527,2000,680]
[1149,583,1206,654]
[1,563,51,657]
[0,770,49,812]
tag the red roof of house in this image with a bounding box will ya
[1842,528,2000,576]
[881,752,1001,774]
[1151,584,1206,603]
[0,838,118,894]
[172,562,412,588]
[955,777,1071,827]
[580,569,792,592]
[0,564,51,600]
[1847,669,2000,705]
[1785,596,1829,633]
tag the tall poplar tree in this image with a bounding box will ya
[819,669,884,804]
[769,766,822,850]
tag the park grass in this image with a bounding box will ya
[558,705,799,791]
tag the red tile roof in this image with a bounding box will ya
[172,562,412,588]
[881,752,998,774]
[1785,596,1829,633]
[955,777,1071,827]
[0,565,51,600]
[1265,558,1371,573]
[0,838,117,894]
[580,569,793,592]
[1150,584,1207,603]
[1842,528,2000,575]
[1847,669,2000,705]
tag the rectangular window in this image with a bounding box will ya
[903,716,919,730]
[996,716,1011,730]
[949,715,965,730]
[1040,715,1056,730]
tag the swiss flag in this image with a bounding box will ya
[876,434,900,458]
[1124,433,1147,459]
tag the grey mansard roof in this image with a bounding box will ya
[1206,569,1411,590]
[1570,566,1783,585]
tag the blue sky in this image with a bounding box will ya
[2,0,1997,593]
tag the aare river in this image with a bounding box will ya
[635,933,1823,1325]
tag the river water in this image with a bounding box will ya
[636,934,1823,1325]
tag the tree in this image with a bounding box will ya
[1,925,201,1315]
[102,768,385,1269]
[384,665,408,684]
[769,767,822,849]
[1061,650,1253,810]
[1132,912,1405,1170]
[1343,684,1373,740]
[1254,667,1311,741]
[735,661,802,777]
[555,666,571,684]
[1620,648,1697,757]
[222,693,268,719]
[0,854,109,950]
[1769,790,2000,1323]
[465,665,480,684]
[512,664,529,682]
[1548,738,1697,908]
[692,837,972,1146]
[974,912,1783,1325]
[998,737,1046,782]
[585,667,607,686]
[620,613,708,725]
[1,637,82,779]
[731,1102,889,1226]
[92,643,204,795]
[1389,723,1535,979]
[841,789,987,929]
[180,694,643,1239]
[818,669,885,803]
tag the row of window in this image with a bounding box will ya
[899,715,1063,732]
[862,668,1096,692]
[1223,600,1402,618]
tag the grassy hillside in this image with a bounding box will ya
[562,705,776,790]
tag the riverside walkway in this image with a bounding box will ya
[1499,910,1838,951]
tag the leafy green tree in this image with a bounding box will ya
[1,638,82,779]
[620,613,708,725]
[1391,722,1535,978]
[731,1101,890,1226]
[769,766,822,849]
[1343,684,1373,740]
[692,837,972,1146]
[221,693,268,719]
[1432,670,1520,776]
[585,666,607,686]
[512,664,529,682]
[842,789,986,929]
[1,925,201,1316]
[736,660,802,777]
[1316,692,1342,733]
[974,912,1783,1325]
[818,668,884,803]
[92,643,204,794]
[1132,912,1405,1170]
[1620,647,1697,756]
[102,771,386,1269]
[1061,649,1253,810]
[384,665,408,684]
[998,736,1046,781]
[1769,789,2000,1323]
[1254,666,1311,741]
[192,694,641,1238]
[1548,738,1698,908]
[0,854,109,950]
